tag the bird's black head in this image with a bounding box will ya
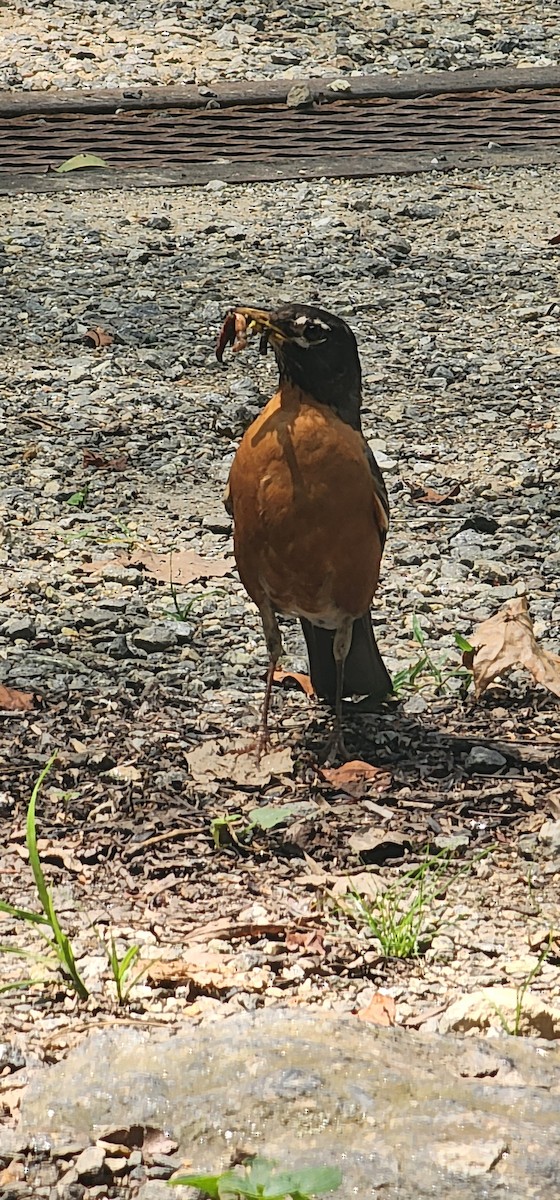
[218,303,364,429]
[264,303,363,429]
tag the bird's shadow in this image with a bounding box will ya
[299,689,557,792]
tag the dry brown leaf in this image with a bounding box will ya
[0,684,35,712]
[78,547,231,584]
[184,917,292,942]
[285,928,326,957]
[273,668,315,697]
[355,992,396,1026]
[319,759,391,798]
[83,325,113,348]
[128,548,230,585]
[464,595,560,699]
[187,738,293,787]
[145,949,270,994]
[35,840,82,873]
[104,763,142,783]
[329,871,383,900]
[409,482,460,505]
[83,448,128,471]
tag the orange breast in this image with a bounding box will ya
[227,383,385,624]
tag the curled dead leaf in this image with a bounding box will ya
[133,548,230,584]
[464,595,560,699]
[355,992,396,1026]
[83,326,113,348]
[408,482,460,505]
[0,684,35,712]
[273,668,315,697]
[104,763,142,783]
[348,829,410,863]
[319,759,392,798]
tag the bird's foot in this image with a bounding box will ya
[229,729,270,763]
[255,725,271,763]
[320,723,351,766]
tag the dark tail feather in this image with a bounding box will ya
[300,614,392,706]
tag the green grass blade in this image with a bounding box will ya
[24,754,89,1000]
[168,1172,221,1196]
[0,977,46,994]
[117,944,140,977]
[49,910,88,1000]
[26,752,58,920]
[412,614,425,646]
[0,900,49,924]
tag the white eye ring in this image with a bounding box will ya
[293,315,330,333]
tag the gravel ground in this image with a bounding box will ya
[1,162,560,1025]
[2,0,560,91]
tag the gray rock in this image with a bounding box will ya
[146,215,172,231]
[0,1042,25,1071]
[286,84,314,108]
[133,624,177,653]
[3,615,36,641]
[425,934,456,962]
[201,513,231,534]
[402,693,428,715]
[74,1144,106,1183]
[465,746,507,774]
[538,820,560,855]
[402,202,443,219]
[78,608,120,630]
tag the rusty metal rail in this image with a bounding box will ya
[2,89,560,175]
[2,69,560,190]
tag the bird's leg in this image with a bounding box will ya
[321,618,353,765]
[256,599,283,759]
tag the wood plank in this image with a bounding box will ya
[1,66,560,118]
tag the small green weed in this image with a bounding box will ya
[0,752,89,999]
[0,756,151,1004]
[169,1156,342,1199]
[210,813,248,849]
[493,934,555,1036]
[392,617,473,698]
[63,517,137,546]
[66,484,89,509]
[167,583,226,623]
[341,849,478,959]
[105,936,152,1005]
[210,805,304,849]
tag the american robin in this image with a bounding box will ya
[217,302,391,760]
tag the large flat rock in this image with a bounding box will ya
[19,1010,560,1199]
